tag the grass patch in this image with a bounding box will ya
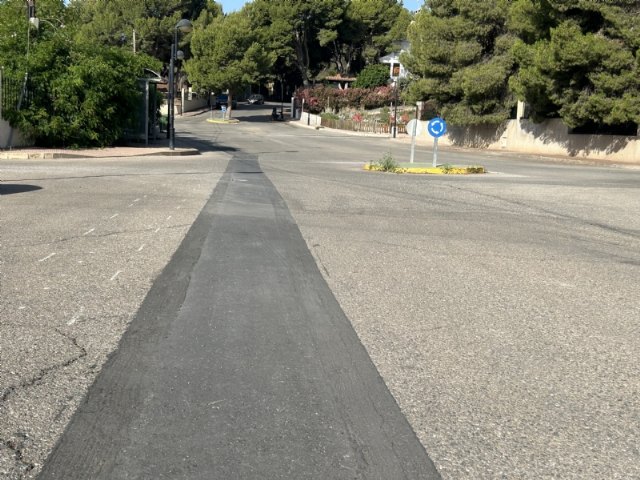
[367,152,400,172]
[364,162,485,174]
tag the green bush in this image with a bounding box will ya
[372,152,398,172]
[6,43,159,148]
[354,64,390,89]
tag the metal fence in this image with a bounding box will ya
[320,117,407,135]
[0,70,30,120]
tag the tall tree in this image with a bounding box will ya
[323,0,411,75]
[0,0,68,71]
[509,0,640,129]
[0,0,160,147]
[247,0,345,86]
[70,0,215,61]
[184,11,270,117]
[402,0,516,125]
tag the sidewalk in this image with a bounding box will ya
[0,138,199,160]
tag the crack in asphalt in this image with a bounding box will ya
[5,171,214,183]
[1,224,192,249]
[0,329,87,405]
[1,432,36,474]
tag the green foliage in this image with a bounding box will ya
[71,0,213,62]
[0,0,160,147]
[336,0,411,72]
[184,11,270,115]
[372,152,398,172]
[402,0,516,126]
[354,64,390,88]
[379,106,390,124]
[247,0,345,85]
[11,46,159,147]
[509,0,640,128]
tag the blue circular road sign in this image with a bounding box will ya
[427,117,447,138]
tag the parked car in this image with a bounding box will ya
[247,94,264,105]
[215,94,237,109]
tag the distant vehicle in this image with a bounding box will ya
[215,94,237,109]
[247,94,264,105]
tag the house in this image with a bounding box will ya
[379,40,410,80]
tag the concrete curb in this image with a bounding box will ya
[364,163,486,174]
[0,148,200,160]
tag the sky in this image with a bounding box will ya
[219,0,424,14]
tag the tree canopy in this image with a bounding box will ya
[3,0,638,143]
[402,0,516,126]
[184,11,270,116]
[0,0,160,147]
[508,0,640,128]
[402,0,639,129]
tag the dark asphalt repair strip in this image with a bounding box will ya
[38,154,441,480]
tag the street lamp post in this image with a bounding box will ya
[169,18,192,150]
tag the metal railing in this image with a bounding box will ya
[320,117,407,135]
[0,69,31,120]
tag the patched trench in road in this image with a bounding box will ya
[37,153,441,480]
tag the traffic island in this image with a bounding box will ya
[364,162,485,174]
[206,118,240,124]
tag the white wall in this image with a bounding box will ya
[439,119,639,165]
[298,110,639,165]
[0,118,31,149]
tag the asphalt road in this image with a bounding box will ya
[1,104,639,479]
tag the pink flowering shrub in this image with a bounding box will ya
[296,85,396,114]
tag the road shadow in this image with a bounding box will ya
[0,184,43,195]
[175,134,239,153]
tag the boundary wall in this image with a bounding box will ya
[297,112,639,165]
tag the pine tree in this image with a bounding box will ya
[509,0,640,129]
[403,0,516,126]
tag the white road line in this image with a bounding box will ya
[128,203,135,207]
[110,270,122,281]
[166,215,172,221]
[110,213,119,219]
[488,171,527,178]
[39,253,56,262]
[67,314,80,326]
[154,227,161,233]
[83,228,95,236]
[133,198,141,203]
[137,244,146,252]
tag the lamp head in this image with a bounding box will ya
[176,19,193,33]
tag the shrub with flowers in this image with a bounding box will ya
[296,85,396,114]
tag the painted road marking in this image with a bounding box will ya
[39,253,56,262]
[110,271,122,281]
[83,228,95,236]
[138,244,146,252]
[110,213,119,219]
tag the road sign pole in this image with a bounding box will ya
[410,121,418,164]
[433,137,438,167]
[426,117,446,167]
